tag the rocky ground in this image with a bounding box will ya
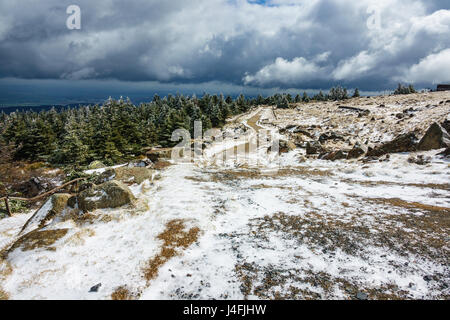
[0,91,449,300]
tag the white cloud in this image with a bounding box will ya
[243,56,328,86]
[398,48,450,84]
[0,0,449,90]
[333,51,378,81]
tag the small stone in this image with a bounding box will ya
[423,275,433,282]
[356,291,368,300]
[89,283,102,292]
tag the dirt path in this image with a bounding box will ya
[209,109,267,165]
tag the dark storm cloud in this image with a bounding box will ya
[0,0,449,91]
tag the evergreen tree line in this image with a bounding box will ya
[0,94,259,166]
[274,86,360,109]
[0,86,361,167]
[394,84,416,95]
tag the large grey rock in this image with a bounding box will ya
[78,180,136,212]
[417,122,450,151]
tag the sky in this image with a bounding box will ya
[0,0,450,105]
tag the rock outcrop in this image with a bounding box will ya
[367,133,418,157]
[306,141,325,155]
[320,150,348,161]
[347,143,367,159]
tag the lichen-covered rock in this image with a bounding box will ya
[417,122,450,151]
[94,167,153,185]
[78,180,136,212]
[146,148,174,162]
[88,161,106,170]
[113,167,153,184]
[366,133,418,157]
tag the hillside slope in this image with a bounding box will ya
[1,91,449,300]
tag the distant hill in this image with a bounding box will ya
[0,103,97,114]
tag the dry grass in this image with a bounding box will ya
[342,179,450,192]
[111,286,136,300]
[143,219,200,282]
[153,160,173,170]
[0,257,12,300]
[366,197,450,214]
[65,228,95,246]
[206,167,332,183]
[7,229,69,253]
[249,184,293,190]
[0,288,9,300]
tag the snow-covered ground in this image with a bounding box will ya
[1,92,449,300]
